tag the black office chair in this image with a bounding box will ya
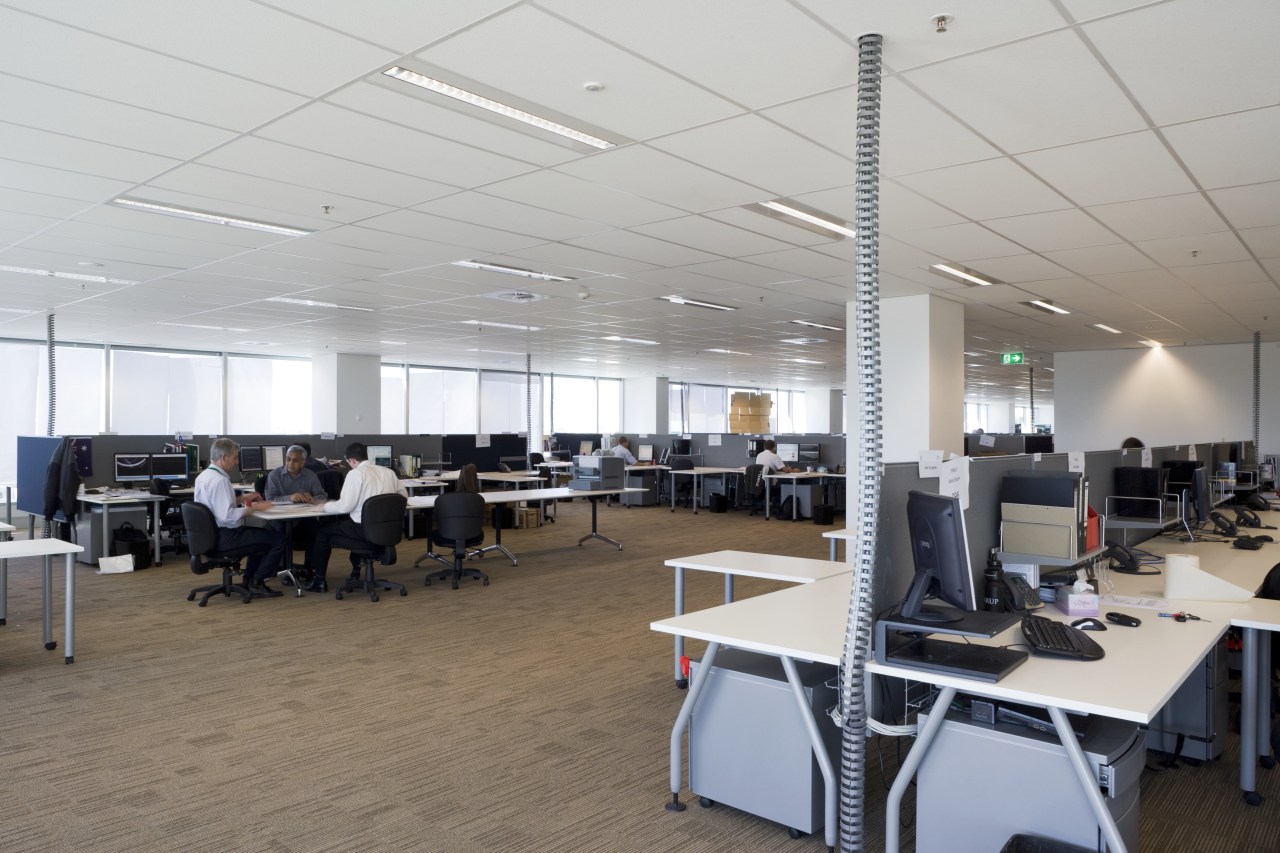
[741,464,767,516]
[316,468,346,500]
[253,473,268,498]
[332,493,408,602]
[670,457,695,509]
[529,452,545,466]
[425,491,489,590]
[150,478,188,555]
[181,501,270,607]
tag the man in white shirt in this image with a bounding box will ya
[304,442,408,592]
[610,436,637,465]
[755,440,800,474]
[193,438,287,596]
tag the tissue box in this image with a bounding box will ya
[1057,589,1099,618]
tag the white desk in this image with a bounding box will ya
[0,537,83,663]
[77,492,166,567]
[651,574,852,851]
[667,466,742,513]
[822,527,856,561]
[662,550,851,686]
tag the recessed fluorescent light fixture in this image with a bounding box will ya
[781,336,826,345]
[659,295,734,311]
[1092,323,1122,334]
[383,66,615,150]
[790,320,843,332]
[706,348,749,355]
[930,264,1000,287]
[453,260,575,282]
[159,323,250,332]
[235,340,279,346]
[756,200,857,239]
[601,335,658,346]
[0,307,34,314]
[111,198,311,237]
[0,264,138,285]
[265,297,374,312]
[1027,300,1070,315]
[963,351,984,357]
[788,357,824,365]
[1139,339,1162,348]
[466,348,527,356]
[462,319,540,332]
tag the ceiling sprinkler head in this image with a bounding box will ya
[933,14,953,33]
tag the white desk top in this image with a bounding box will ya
[664,550,851,583]
[668,466,744,475]
[78,491,165,505]
[400,477,447,488]
[251,502,329,520]
[625,464,669,472]
[0,521,14,534]
[1227,597,1280,631]
[822,528,857,541]
[407,485,642,509]
[651,574,855,665]
[766,470,845,480]
[0,537,84,558]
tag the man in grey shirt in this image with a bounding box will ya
[264,445,329,582]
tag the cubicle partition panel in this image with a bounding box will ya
[442,434,526,472]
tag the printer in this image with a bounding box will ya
[567,455,624,490]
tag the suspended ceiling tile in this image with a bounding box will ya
[959,254,1075,284]
[1086,193,1231,242]
[554,146,768,215]
[1173,260,1272,288]
[1164,106,1280,190]
[1041,243,1157,277]
[1017,131,1197,208]
[412,192,608,243]
[358,209,542,257]
[631,215,795,259]
[897,158,1071,222]
[512,241,658,277]
[1134,231,1252,268]
[255,0,517,53]
[1238,226,1280,260]
[895,222,1027,262]
[1208,181,1280,231]
[0,158,133,204]
[479,170,684,230]
[982,209,1121,253]
[877,182,967,232]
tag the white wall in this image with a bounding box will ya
[1055,342,1280,453]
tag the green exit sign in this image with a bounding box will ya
[1001,352,1025,365]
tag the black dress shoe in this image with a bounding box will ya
[303,578,328,593]
[248,581,283,598]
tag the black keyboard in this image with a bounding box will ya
[1234,536,1264,551]
[1021,614,1105,661]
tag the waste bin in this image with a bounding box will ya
[999,835,1091,853]
[708,493,727,513]
[812,504,834,525]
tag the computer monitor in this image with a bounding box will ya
[1191,466,1212,526]
[149,453,189,481]
[579,440,595,456]
[900,490,978,623]
[367,445,393,468]
[637,444,654,462]
[798,443,820,465]
[776,443,800,463]
[114,453,151,483]
[238,445,265,473]
[671,438,691,456]
[262,444,286,470]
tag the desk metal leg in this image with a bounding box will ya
[41,555,55,651]
[670,474,676,511]
[0,556,7,625]
[1259,635,1272,771]
[886,685,955,853]
[780,655,837,851]
[666,641,720,811]
[476,507,518,565]
[1047,706,1126,852]
[577,496,622,550]
[693,474,700,514]
[828,538,838,561]
[63,551,74,663]
[101,504,111,566]
[152,500,163,566]
[673,567,686,687]
[1240,626,1270,804]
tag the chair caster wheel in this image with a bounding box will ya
[45,641,57,651]
[198,601,208,607]
[675,678,688,689]
[187,593,196,601]
[483,578,490,586]
[1263,755,1277,770]
[698,797,715,808]
[371,593,379,602]
[452,581,459,590]
[399,589,407,596]
[335,591,344,600]
[1244,790,1263,806]
[787,827,804,839]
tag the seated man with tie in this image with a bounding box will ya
[304,442,408,593]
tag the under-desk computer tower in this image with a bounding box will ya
[1146,638,1228,761]
[688,649,839,836]
[621,467,658,506]
[916,706,1143,853]
[74,505,150,564]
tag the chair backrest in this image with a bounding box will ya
[456,463,481,494]
[316,468,346,500]
[180,501,219,557]
[150,478,172,497]
[672,457,695,472]
[743,464,765,497]
[1259,562,1280,600]
[529,452,545,466]
[253,473,268,497]
[361,493,407,548]
[434,491,486,543]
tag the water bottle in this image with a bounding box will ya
[983,549,1004,612]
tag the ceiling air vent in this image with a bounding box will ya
[485,290,546,303]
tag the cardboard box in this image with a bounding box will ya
[518,507,542,528]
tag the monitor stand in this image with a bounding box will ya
[874,610,1027,683]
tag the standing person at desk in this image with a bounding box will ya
[264,445,329,577]
[756,440,801,474]
[194,438,287,597]
[295,441,329,473]
[305,442,407,593]
[611,436,638,465]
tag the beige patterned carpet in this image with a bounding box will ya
[1,500,1277,852]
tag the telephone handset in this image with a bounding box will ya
[1104,540,1160,575]
[1209,511,1239,537]
[1235,507,1276,530]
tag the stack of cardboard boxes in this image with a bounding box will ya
[729,392,772,434]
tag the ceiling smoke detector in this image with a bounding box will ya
[485,290,546,303]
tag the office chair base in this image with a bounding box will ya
[414,550,454,570]
[276,566,306,597]
[188,577,253,606]
[475,542,517,566]
[425,564,490,590]
[336,564,407,602]
[578,531,622,550]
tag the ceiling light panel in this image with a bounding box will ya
[265,297,374,311]
[454,260,575,281]
[659,295,734,311]
[790,320,844,332]
[1027,300,1070,315]
[1092,323,1122,333]
[462,319,540,331]
[111,198,312,237]
[0,264,138,285]
[929,263,1000,287]
[754,200,857,239]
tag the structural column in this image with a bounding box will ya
[312,353,381,434]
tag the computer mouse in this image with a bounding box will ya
[1105,611,1142,627]
[1071,617,1107,632]
[1256,535,1274,542]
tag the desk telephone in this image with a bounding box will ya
[1104,540,1160,575]
[1209,511,1239,537]
[1236,507,1276,530]
[1003,573,1044,611]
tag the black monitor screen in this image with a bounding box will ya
[114,454,151,483]
[1192,466,1212,526]
[150,453,188,481]
[798,443,820,464]
[238,445,265,473]
[367,445,393,468]
[671,438,691,456]
[900,490,977,623]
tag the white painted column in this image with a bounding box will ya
[312,353,381,434]
[623,376,668,434]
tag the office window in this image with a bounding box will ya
[551,375,597,432]
[668,383,687,434]
[112,348,219,436]
[597,378,622,435]
[409,367,477,434]
[381,364,406,434]
[687,384,727,434]
[481,370,541,438]
[775,389,805,434]
[964,402,989,433]
[226,355,311,434]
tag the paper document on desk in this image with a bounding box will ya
[1101,593,1171,611]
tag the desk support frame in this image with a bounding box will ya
[577,495,622,550]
